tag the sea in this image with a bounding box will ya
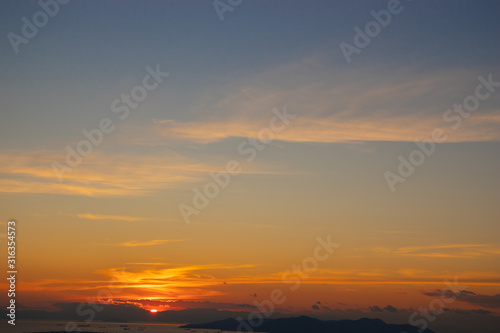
[2,320,238,333]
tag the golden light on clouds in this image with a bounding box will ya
[118,239,186,247]
[77,213,157,222]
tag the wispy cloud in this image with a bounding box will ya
[0,149,282,197]
[77,213,161,222]
[158,113,500,144]
[422,289,500,309]
[396,244,487,253]
[7,265,500,308]
[361,230,430,235]
[154,62,500,144]
[111,298,259,312]
[8,264,256,300]
[118,239,185,247]
[0,151,203,197]
[371,244,500,259]
[126,263,170,266]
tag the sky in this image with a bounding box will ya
[1,1,500,332]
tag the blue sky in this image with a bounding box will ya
[1,0,500,149]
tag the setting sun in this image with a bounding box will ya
[150,309,158,313]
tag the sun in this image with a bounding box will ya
[150,309,158,313]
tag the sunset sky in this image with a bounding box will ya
[1,1,499,332]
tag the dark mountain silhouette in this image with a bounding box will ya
[180,315,436,333]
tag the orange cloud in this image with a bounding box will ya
[371,244,500,259]
[153,64,500,144]
[118,239,185,247]
[157,112,500,144]
[0,149,281,197]
[77,213,161,222]
[0,151,203,197]
[4,264,500,308]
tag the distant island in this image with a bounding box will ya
[180,315,436,333]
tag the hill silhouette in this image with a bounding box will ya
[180,315,436,333]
